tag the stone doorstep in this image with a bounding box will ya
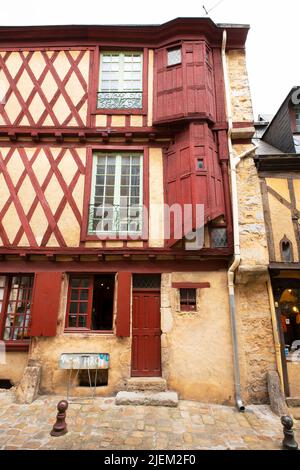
[125,377,167,392]
[115,391,179,407]
[287,397,300,408]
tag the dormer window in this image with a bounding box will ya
[296,111,300,133]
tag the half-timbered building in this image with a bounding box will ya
[255,87,300,403]
[0,18,277,405]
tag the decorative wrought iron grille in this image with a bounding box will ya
[97,91,143,109]
[88,204,143,234]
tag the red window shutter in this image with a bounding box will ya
[30,272,63,337]
[115,272,131,338]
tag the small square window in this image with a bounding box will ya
[167,48,182,67]
[211,228,228,248]
[197,159,204,170]
[180,288,196,312]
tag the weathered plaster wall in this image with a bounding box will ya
[28,274,132,396]
[0,352,28,385]
[161,271,235,404]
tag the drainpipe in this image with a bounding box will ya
[221,29,257,412]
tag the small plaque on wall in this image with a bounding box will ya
[59,353,110,370]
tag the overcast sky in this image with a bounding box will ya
[1,0,298,119]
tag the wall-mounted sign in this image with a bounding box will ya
[59,353,110,370]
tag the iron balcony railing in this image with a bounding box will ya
[88,204,143,234]
[97,91,143,109]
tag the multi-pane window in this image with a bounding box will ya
[167,47,182,66]
[98,52,143,109]
[296,112,300,133]
[66,275,115,331]
[88,153,143,235]
[0,275,34,341]
[180,288,197,312]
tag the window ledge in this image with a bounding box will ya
[92,108,145,116]
[4,341,30,352]
[64,329,114,336]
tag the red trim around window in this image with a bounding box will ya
[80,146,149,242]
[172,282,210,289]
[91,47,149,117]
[0,274,34,346]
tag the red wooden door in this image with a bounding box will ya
[131,290,161,377]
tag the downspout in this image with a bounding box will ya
[222,29,257,412]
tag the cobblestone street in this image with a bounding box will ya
[0,391,299,450]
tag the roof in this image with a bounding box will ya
[0,17,250,47]
[253,139,284,156]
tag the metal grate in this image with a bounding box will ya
[133,274,161,289]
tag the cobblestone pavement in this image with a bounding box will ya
[0,390,299,450]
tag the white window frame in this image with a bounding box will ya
[99,51,143,92]
[89,153,143,236]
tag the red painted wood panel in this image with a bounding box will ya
[115,272,131,337]
[30,272,62,337]
[131,290,161,377]
[154,41,219,124]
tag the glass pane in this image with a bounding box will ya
[168,48,182,66]
[80,290,89,301]
[68,315,77,328]
[69,302,77,314]
[78,316,87,328]
[79,303,88,314]
[71,290,79,301]
[71,278,80,288]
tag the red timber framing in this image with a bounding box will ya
[0,18,249,257]
[0,146,86,248]
[0,47,92,128]
[80,146,150,243]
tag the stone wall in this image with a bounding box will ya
[226,50,254,123]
